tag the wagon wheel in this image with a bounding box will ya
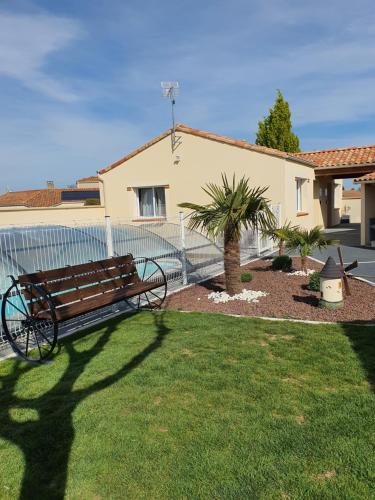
[1,281,58,363]
[126,257,167,311]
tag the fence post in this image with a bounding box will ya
[256,229,261,257]
[105,215,114,257]
[179,211,188,285]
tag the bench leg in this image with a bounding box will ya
[1,281,58,363]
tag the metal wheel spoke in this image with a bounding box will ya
[143,268,159,282]
[142,261,147,280]
[33,330,43,359]
[147,289,163,300]
[20,289,32,316]
[37,329,53,347]
[25,331,30,357]
[6,301,28,318]
[2,281,58,363]
[143,292,153,308]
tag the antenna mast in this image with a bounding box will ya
[161,81,180,151]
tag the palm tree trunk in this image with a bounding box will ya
[301,255,307,273]
[279,241,285,256]
[224,227,241,295]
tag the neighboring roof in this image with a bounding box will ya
[342,189,361,199]
[354,171,375,183]
[76,175,99,183]
[295,144,375,168]
[0,188,99,208]
[99,123,314,174]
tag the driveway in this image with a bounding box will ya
[312,224,375,285]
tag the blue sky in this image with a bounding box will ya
[0,0,374,191]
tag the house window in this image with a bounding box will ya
[137,187,166,217]
[296,178,303,212]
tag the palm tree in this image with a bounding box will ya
[263,220,297,256]
[287,226,335,272]
[179,174,275,295]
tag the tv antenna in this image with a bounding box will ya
[161,81,180,151]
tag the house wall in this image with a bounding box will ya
[361,184,375,245]
[313,177,342,228]
[341,197,361,223]
[313,178,327,227]
[282,160,315,228]
[76,181,100,189]
[0,206,105,227]
[100,132,316,228]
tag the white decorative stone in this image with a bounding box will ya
[207,289,268,304]
[287,269,315,277]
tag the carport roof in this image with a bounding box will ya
[295,144,375,168]
[354,171,375,183]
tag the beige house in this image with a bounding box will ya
[354,172,375,245]
[1,123,374,247]
[296,145,375,245]
[341,189,361,224]
[76,175,100,189]
[0,181,104,227]
[98,124,316,229]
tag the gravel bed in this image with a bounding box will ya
[164,257,375,323]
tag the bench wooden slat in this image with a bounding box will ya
[38,281,161,321]
[19,255,134,285]
[24,273,142,308]
[16,254,166,324]
[23,265,139,295]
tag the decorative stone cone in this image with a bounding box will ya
[319,256,344,309]
[319,256,343,279]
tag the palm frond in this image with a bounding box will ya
[287,225,335,257]
[178,173,274,240]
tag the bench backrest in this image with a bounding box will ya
[18,254,140,316]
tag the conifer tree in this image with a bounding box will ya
[256,90,300,152]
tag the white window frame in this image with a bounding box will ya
[296,178,303,212]
[135,186,166,218]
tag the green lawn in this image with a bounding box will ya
[0,311,374,499]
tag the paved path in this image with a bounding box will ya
[312,224,375,285]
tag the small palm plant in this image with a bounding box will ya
[287,226,334,272]
[263,220,297,256]
[179,174,275,295]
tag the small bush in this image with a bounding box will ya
[84,198,100,206]
[271,255,292,272]
[240,272,253,283]
[308,271,320,291]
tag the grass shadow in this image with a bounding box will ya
[341,323,375,392]
[0,310,171,500]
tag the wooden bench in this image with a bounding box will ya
[1,254,167,363]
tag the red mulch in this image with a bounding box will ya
[164,257,375,323]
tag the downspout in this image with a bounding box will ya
[97,172,114,256]
[97,172,108,216]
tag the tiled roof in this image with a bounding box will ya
[295,145,375,168]
[76,175,98,183]
[342,189,361,199]
[354,171,375,183]
[99,124,313,174]
[0,188,99,208]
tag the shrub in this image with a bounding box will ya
[308,271,320,291]
[271,255,292,272]
[240,272,253,283]
[287,226,336,272]
[84,198,100,206]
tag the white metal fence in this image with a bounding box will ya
[0,206,280,351]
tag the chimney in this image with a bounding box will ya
[47,180,54,190]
